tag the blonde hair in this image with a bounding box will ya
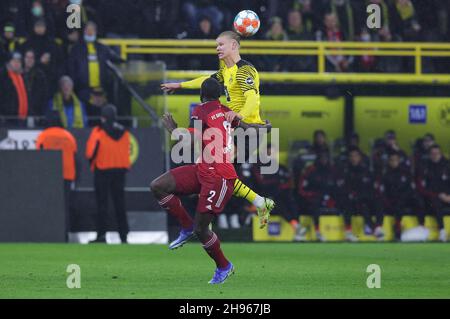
[217,30,241,45]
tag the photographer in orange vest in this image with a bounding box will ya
[85,104,130,243]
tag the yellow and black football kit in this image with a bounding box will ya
[181,59,264,125]
[180,59,265,204]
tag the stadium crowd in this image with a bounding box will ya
[1,0,450,124]
[219,130,450,243]
[0,1,449,242]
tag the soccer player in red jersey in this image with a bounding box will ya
[151,78,271,284]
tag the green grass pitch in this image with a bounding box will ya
[1,243,449,298]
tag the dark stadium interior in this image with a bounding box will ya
[1,0,450,245]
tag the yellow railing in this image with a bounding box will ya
[100,39,450,84]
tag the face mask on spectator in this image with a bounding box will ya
[32,6,43,17]
[84,34,96,42]
[70,0,82,5]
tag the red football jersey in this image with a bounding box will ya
[190,100,238,180]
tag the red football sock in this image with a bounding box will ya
[201,232,229,269]
[158,194,193,229]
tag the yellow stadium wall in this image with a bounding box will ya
[159,95,345,155]
[354,97,450,156]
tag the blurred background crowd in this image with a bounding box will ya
[1,0,450,101]
[218,129,450,243]
[1,0,450,127]
[1,0,450,241]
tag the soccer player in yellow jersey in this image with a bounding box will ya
[161,30,274,228]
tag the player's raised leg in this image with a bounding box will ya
[150,167,197,249]
[233,178,274,229]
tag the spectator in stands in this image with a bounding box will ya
[413,133,435,176]
[0,23,23,65]
[21,18,63,99]
[0,2,24,36]
[185,15,218,70]
[326,0,356,41]
[355,1,403,73]
[416,145,450,242]
[0,52,29,126]
[68,21,121,120]
[23,49,48,120]
[391,0,422,42]
[379,151,423,239]
[317,12,353,72]
[90,87,108,109]
[298,150,339,240]
[191,15,217,39]
[285,10,315,72]
[286,10,313,41]
[365,0,393,42]
[416,0,448,42]
[48,75,87,129]
[293,0,320,34]
[36,110,78,239]
[372,130,410,178]
[67,0,100,34]
[333,138,349,171]
[140,0,181,38]
[276,0,319,33]
[87,87,109,126]
[356,28,377,72]
[383,130,410,165]
[90,87,108,107]
[338,146,382,241]
[310,129,330,155]
[348,132,370,167]
[335,132,370,171]
[86,104,131,244]
[360,1,407,73]
[182,0,224,35]
[265,16,288,42]
[26,0,56,37]
[263,16,288,72]
[61,29,81,62]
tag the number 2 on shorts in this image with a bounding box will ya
[207,190,216,203]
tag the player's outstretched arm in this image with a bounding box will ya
[161,112,198,144]
[161,112,178,133]
[160,82,181,94]
[239,119,272,132]
[225,110,271,131]
[161,75,212,94]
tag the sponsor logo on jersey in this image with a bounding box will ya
[245,77,254,85]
